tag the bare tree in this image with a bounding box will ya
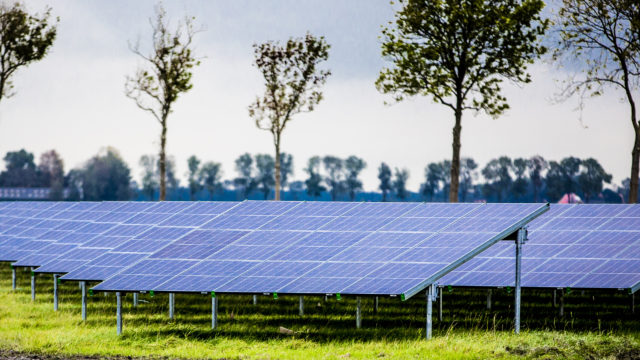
[554,0,640,203]
[248,33,331,200]
[125,4,200,201]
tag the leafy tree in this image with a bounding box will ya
[164,156,179,198]
[234,153,256,200]
[0,2,57,102]
[545,157,582,202]
[344,155,366,201]
[459,158,478,202]
[38,150,64,200]
[512,158,529,201]
[378,162,392,202]
[482,156,513,202]
[139,155,158,200]
[421,162,446,201]
[80,148,132,201]
[65,169,84,201]
[554,0,640,203]
[579,158,612,203]
[528,155,548,202]
[125,4,200,201]
[323,156,344,201]
[255,154,276,200]
[186,155,201,200]
[288,180,305,200]
[279,153,294,192]
[393,168,410,201]
[199,161,223,200]
[0,149,38,187]
[377,0,548,202]
[304,156,325,199]
[248,33,331,200]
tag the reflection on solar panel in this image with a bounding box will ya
[441,204,640,292]
[0,202,77,262]
[60,201,241,281]
[93,201,548,299]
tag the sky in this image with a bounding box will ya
[0,0,635,192]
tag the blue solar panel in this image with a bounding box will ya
[93,201,548,298]
[441,204,640,290]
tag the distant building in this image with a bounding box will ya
[0,187,69,200]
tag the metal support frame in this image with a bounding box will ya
[116,292,122,336]
[487,289,492,310]
[253,295,257,306]
[211,295,218,329]
[426,284,437,340]
[356,296,362,329]
[53,274,59,311]
[514,228,526,334]
[169,293,175,319]
[81,281,87,321]
[438,286,443,321]
[632,293,635,314]
[559,289,564,317]
[133,293,138,307]
[553,289,557,307]
[11,267,16,290]
[299,296,304,316]
[31,267,35,301]
[374,296,379,314]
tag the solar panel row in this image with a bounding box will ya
[441,204,640,293]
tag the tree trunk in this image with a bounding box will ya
[274,137,281,201]
[630,128,640,203]
[159,119,167,201]
[449,107,462,203]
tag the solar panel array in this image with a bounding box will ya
[441,204,640,292]
[4,201,640,295]
[92,201,548,298]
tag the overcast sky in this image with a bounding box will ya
[0,0,634,192]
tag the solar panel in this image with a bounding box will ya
[0,202,79,262]
[93,201,547,300]
[38,202,193,275]
[441,204,640,292]
[61,202,242,281]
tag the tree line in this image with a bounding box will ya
[1,1,638,203]
[0,148,629,204]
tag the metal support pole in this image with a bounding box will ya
[133,293,138,307]
[211,295,218,329]
[632,293,635,314]
[299,296,304,316]
[116,292,122,336]
[426,285,434,340]
[53,274,58,311]
[169,293,175,319]
[559,290,564,317]
[356,296,362,329]
[514,228,525,334]
[253,295,257,306]
[374,296,379,314]
[81,281,87,321]
[438,286,443,321]
[31,268,35,302]
[487,289,492,310]
[11,267,16,290]
[553,289,557,307]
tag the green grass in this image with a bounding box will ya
[0,265,639,359]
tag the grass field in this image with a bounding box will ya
[0,265,639,359]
